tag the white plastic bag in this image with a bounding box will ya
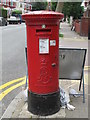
[60,87,75,111]
[67,103,75,111]
[60,87,70,106]
[69,88,80,97]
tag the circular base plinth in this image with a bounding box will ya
[28,90,60,116]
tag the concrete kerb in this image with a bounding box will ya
[1,90,25,119]
[1,89,66,119]
[59,37,88,42]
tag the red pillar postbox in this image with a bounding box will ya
[22,11,64,116]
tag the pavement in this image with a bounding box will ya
[1,75,88,118]
[0,22,89,119]
[60,22,88,41]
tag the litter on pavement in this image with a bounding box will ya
[67,103,75,111]
[69,88,80,97]
[23,87,79,111]
[60,87,76,111]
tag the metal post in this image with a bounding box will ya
[25,29,28,88]
[82,69,85,103]
[88,23,90,40]
[79,79,82,91]
[25,47,28,88]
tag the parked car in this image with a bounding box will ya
[0,17,7,26]
[7,16,21,24]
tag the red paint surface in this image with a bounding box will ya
[22,11,64,94]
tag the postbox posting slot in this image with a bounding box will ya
[36,29,51,35]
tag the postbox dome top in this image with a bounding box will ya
[22,10,64,20]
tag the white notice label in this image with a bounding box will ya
[50,40,56,46]
[39,38,49,54]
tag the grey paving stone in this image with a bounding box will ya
[18,103,65,118]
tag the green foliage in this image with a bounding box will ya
[68,17,70,23]
[51,2,57,11]
[59,33,64,38]
[32,2,47,11]
[62,2,84,19]
[12,10,22,15]
[0,8,7,18]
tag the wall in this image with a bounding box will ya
[80,17,89,36]
[75,20,81,34]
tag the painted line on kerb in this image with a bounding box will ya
[85,66,90,68]
[84,66,90,70]
[0,76,26,90]
[0,79,26,101]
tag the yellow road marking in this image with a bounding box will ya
[0,76,26,90]
[84,66,90,71]
[85,66,90,68]
[0,79,26,101]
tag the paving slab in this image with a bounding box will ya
[18,103,66,118]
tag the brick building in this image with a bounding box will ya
[0,0,32,14]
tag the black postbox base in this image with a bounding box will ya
[28,90,60,116]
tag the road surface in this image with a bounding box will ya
[1,24,26,116]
